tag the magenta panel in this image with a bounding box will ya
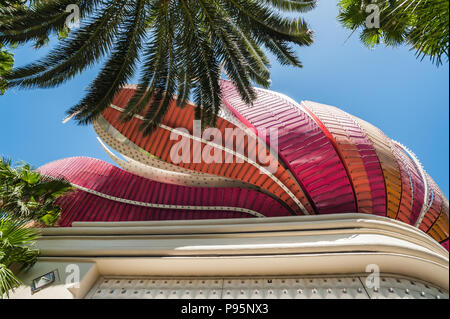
[220,80,356,214]
[441,239,449,251]
[38,157,291,226]
[391,144,415,223]
[393,145,426,225]
[35,83,448,247]
[305,103,387,216]
[419,174,443,232]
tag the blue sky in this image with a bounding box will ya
[0,2,448,197]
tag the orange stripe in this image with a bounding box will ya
[353,117,402,218]
[102,90,318,215]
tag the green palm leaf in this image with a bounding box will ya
[1,0,316,133]
[338,0,449,65]
[0,216,40,298]
[0,157,72,225]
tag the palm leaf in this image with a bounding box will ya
[2,0,316,131]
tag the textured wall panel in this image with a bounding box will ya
[303,101,384,215]
[427,197,449,244]
[38,82,448,250]
[102,88,313,215]
[93,118,251,189]
[394,143,426,225]
[419,174,443,233]
[391,144,415,224]
[352,117,402,219]
[39,157,292,226]
[220,80,356,215]
[86,275,449,299]
[441,239,449,251]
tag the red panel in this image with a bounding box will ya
[103,88,314,215]
[39,157,291,226]
[441,239,449,251]
[220,80,356,215]
[419,174,443,232]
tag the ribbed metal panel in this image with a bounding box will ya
[36,82,448,250]
[391,144,415,224]
[220,80,355,215]
[427,197,449,244]
[38,157,291,226]
[101,88,313,215]
[93,118,251,189]
[395,144,426,225]
[419,174,443,232]
[303,101,383,215]
[352,117,402,219]
[441,239,449,251]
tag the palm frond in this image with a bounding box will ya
[338,0,449,65]
[0,263,21,299]
[0,215,40,298]
[2,0,316,131]
[0,157,72,224]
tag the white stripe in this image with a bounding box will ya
[392,140,430,227]
[109,104,309,215]
[68,183,266,218]
[94,117,248,188]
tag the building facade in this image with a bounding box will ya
[10,81,449,299]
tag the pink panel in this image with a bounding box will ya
[441,239,449,251]
[419,174,443,232]
[304,102,386,216]
[220,80,356,214]
[38,157,291,226]
[394,145,426,225]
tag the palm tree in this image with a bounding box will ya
[0,215,40,298]
[0,0,23,95]
[0,157,73,226]
[338,0,449,65]
[1,1,52,95]
[0,43,13,95]
[0,157,72,297]
[0,0,316,134]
